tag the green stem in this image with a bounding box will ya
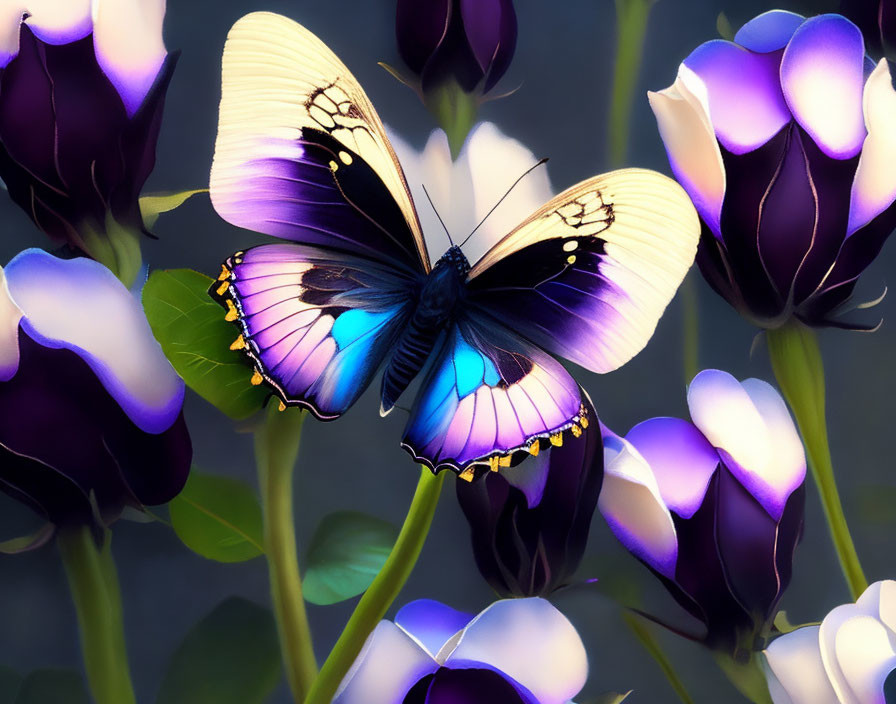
[623,612,695,704]
[681,272,699,384]
[255,405,318,702]
[766,322,868,599]
[608,0,657,167]
[305,467,445,704]
[426,81,478,159]
[58,527,136,704]
[80,215,143,288]
[713,652,773,704]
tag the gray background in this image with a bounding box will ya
[0,0,892,701]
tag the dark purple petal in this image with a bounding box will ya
[456,394,603,597]
[460,0,517,91]
[396,0,451,75]
[0,331,190,528]
[404,668,532,704]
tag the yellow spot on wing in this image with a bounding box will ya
[230,335,246,351]
[567,255,577,265]
[498,454,512,467]
[550,432,563,447]
[339,151,353,165]
[250,369,264,386]
[278,400,287,412]
[216,281,230,296]
[489,456,500,472]
[571,424,582,438]
[224,299,239,322]
[563,240,578,252]
[329,160,338,171]
[458,467,475,482]
[528,441,540,457]
[217,265,231,281]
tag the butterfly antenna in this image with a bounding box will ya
[459,158,549,248]
[421,184,454,247]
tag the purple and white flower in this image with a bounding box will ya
[335,597,587,704]
[0,0,174,260]
[765,580,896,703]
[0,249,190,532]
[599,370,806,655]
[650,11,896,329]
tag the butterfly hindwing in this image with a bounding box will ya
[211,11,430,274]
[213,244,413,420]
[402,315,588,473]
[466,168,700,374]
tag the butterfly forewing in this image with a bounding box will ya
[211,11,430,274]
[466,168,700,374]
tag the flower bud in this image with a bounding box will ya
[456,393,603,597]
[650,12,896,329]
[599,370,806,656]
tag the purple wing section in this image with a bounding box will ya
[402,316,587,473]
[212,127,426,275]
[211,243,413,420]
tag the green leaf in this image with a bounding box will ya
[773,610,820,634]
[0,524,54,554]
[142,269,268,419]
[303,511,399,606]
[14,670,88,704]
[0,666,21,704]
[155,597,281,704]
[170,472,264,563]
[140,189,207,229]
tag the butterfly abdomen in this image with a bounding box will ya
[380,246,470,415]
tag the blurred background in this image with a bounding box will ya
[1,0,890,701]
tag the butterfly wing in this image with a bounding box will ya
[212,244,413,420]
[210,11,430,274]
[402,314,588,474]
[466,168,700,373]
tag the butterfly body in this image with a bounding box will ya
[380,245,471,415]
[208,12,700,473]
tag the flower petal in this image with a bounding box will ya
[780,14,867,159]
[764,626,840,704]
[683,39,791,155]
[443,598,587,704]
[0,4,25,67]
[598,432,678,578]
[395,0,450,75]
[22,0,92,46]
[848,60,896,234]
[458,122,552,265]
[625,416,719,519]
[0,268,22,381]
[739,378,806,519]
[648,65,726,236]
[834,616,896,703]
[92,0,167,117]
[3,250,183,434]
[734,11,805,53]
[334,621,438,704]
[395,600,474,659]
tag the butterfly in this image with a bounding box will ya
[208,12,700,477]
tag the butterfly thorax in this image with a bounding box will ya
[380,246,470,415]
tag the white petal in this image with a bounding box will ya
[0,267,22,381]
[687,370,779,515]
[648,64,726,237]
[834,615,896,703]
[92,0,167,117]
[3,250,183,434]
[820,604,869,703]
[460,122,553,265]
[0,3,25,67]
[764,626,840,704]
[22,0,91,45]
[443,598,587,704]
[598,433,678,578]
[739,378,806,518]
[334,621,438,704]
[877,581,896,634]
[848,60,896,235]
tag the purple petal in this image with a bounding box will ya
[734,11,805,53]
[460,0,503,72]
[625,417,719,519]
[848,60,896,234]
[683,39,791,154]
[444,598,587,704]
[599,433,678,579]
[409,668,532,704]
[334,621,437,704]
[3,250,184,434]
[648,66,726,237]
[395,601,473,659]
[780,14,867,159]
[92,0,167,117]
[396,0,450,74]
